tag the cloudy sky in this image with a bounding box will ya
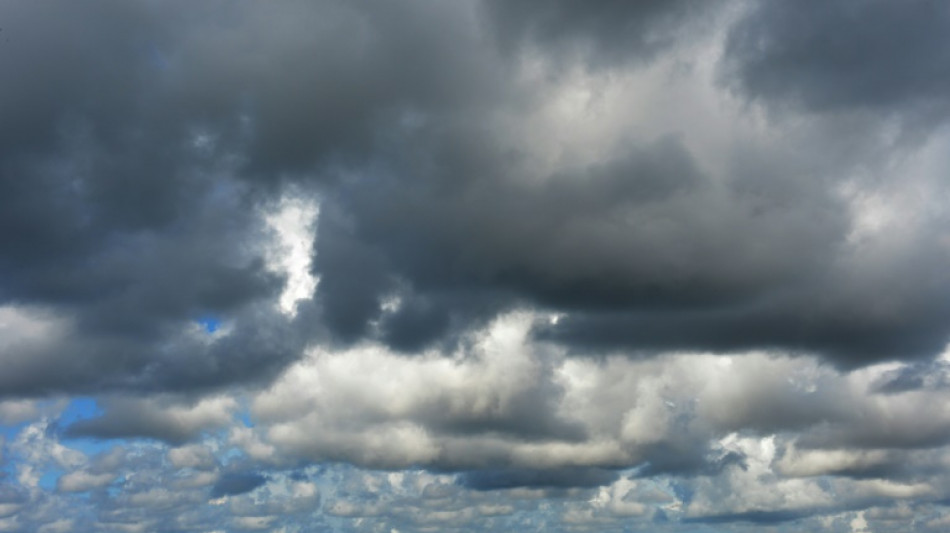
[2,0,950,531]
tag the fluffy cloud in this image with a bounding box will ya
[2,0,950,530]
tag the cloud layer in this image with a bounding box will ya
[2,0,950,531]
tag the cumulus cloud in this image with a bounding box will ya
[234,313,950,508]
[2,0,950,530]
[64,396,237,445]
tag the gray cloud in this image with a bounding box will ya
[211,472,267,498]
[3,0,950,399]
[0,0,503,396]
[3,1,950,530]
[312,112,950,367]
[63,396,235,445]
[723,0,950,120]
[459,467,619,491]
[482,0,726,68]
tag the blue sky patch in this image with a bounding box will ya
[39,468,63,491]
[196,315,221,333]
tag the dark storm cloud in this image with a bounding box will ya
[723,0,950,121]
[0,0,503,395]
[0,303,304,397]
[9,3,950,528]
[533,291,950,368]
[0,1,289,395]
[482,0,725,67]
[312,113,950,367]
[3,4,950,502]
[281,6,950,369]
[313,133,849,350]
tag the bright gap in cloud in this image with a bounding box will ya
[0,305,64,350]
[263,195,320,316]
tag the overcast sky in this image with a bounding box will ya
[2,0,950,531]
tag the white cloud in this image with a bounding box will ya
[263,194,319,316]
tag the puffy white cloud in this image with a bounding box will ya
[239,311,950,484]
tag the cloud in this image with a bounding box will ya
[0,0,498,396]
[211,472,267,498]
[459,467,619,491]
[0,400,43,426]
[230,313,950,499]
[2,0,950,530]
[482,0,726,68]
[57,470,115,493]
[167,444,218,470]
[298,26,950,368]
[723,0,950,121]
[3,0,950,390]
[64,396,236,445]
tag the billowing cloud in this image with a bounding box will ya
[2,0,950,530]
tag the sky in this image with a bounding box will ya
[1,0,950,531]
